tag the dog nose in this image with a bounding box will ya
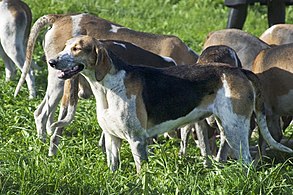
[48,59,57,68]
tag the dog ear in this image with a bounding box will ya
[94,43,112,81]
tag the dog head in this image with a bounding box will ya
[48,35,112,81]
[197,45,242,68]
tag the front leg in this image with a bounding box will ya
[104,132,122,171]
[34,68,64,140]
[128,137,148,173]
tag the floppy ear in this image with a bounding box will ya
[94,43,112,81]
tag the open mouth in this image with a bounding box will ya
[57,64,84,79]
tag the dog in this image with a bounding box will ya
[13,13,198,149]
[203,28,270,70]
[179,45,242,165]
[202,29,272,161]
[0,0,36,98]
[48,39,177,156]
[260,24,293,45]
[48,35,293,172]
[252,43,293,160]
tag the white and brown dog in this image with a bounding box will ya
[0,0,36,98]
[48,39,177,156]
[14,13,198,148]
[179,45,242,165]
[203,28,270,70]
[260,24,293,45]
[48,35,292,172]
[252,43,293,158]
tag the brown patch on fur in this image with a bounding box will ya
[44,16,73,58]
[124,74,147,128]
[94,42,112,81]
[252,45,293,106]
[62,77,79,107]
[221,71,254,116]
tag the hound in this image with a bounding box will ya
[252,43,293,159]
[13,13,198,148]
[48,39,176,156]
[179,45,242,166]
[0,0,36,98]
[203,28,270,70]
[260,24,293,45]
[49,35,292,172]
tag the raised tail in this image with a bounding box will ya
[243,69,293,153]
[14,14,64,97]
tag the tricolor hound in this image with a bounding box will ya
[252,43,293,159]
[49,35,293,172]
[13,13,198,149]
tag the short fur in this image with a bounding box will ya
[203,29,270,70]
[179,45,242,165]
[252,43,293,158]
[13,13,198,156]
[260,24,293,45]
[0,0,36,98]
[49,36,293,172]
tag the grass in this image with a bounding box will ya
[1,0,293,194]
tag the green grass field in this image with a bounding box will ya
[1,0,293,194]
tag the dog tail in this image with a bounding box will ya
[243,69,293,153]
[14,14,64,97]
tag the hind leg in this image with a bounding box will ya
[257,114,282,161]
[217,115,252,164]
[215,128,230,162]
[1,35,36,98]
[0,43,16,81]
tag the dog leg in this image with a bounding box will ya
[179,124,192,156]
[98,132,106,153]
[48,104,67,156]
[1,37,36,98]
[34,68,64,140]
[222,119,252,164]
[256,114,282,161]
[129,137,148,173]
[194,120,212,167]
[215,130,230,162]
[0,43,16,81]
[104,131,122,171]
[49,78,79,156]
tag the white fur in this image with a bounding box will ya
[222,74,232,97]
[109,24,125,33]
[71,14,84,36]
[0,0,36,98]
[161,55,177,65]
[113,41,126,48]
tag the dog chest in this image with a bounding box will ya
[90,71,147,140]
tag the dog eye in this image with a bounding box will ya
[72,47,81,52]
